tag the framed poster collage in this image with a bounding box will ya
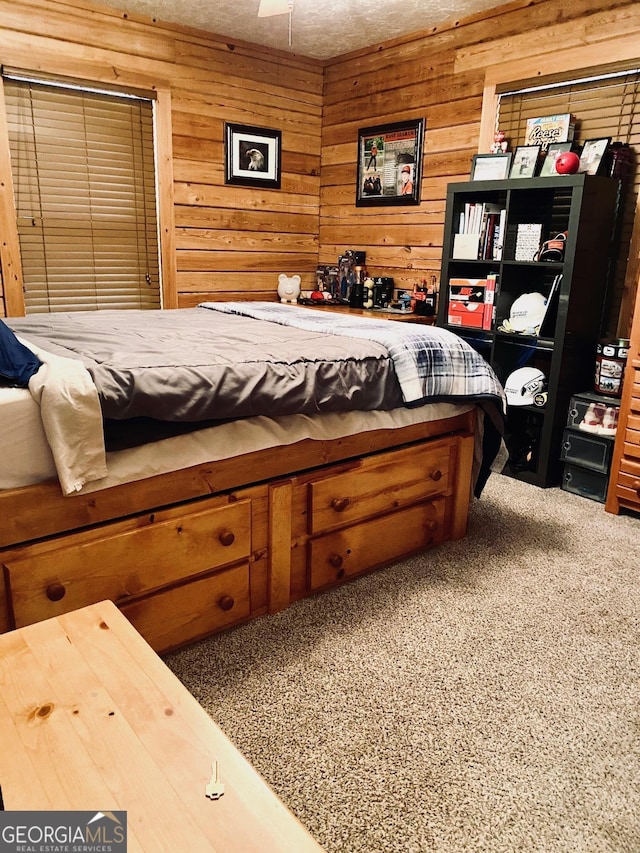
[356,118,425,206]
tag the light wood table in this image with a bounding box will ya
[0,600,324,852]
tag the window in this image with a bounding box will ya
[3,71,161,313]
[496,66,640,339]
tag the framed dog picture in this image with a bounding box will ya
[224,122,282,189]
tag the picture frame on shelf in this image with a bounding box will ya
[509,145,541,179]
[539,142,573,177]
[578,137,611,175]
[470,153,512,181]
[356,118,425,206]
[224,122,282,189]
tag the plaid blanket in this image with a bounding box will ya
[199,302,506,410]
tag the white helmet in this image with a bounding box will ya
[504,367,546,406]
[507,292,547,333]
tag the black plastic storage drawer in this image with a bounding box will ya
[561,463,609,503]
[560,428,614,474]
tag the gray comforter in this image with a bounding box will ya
[7,304,506,496]
[7,307,404,421]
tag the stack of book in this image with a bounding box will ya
[453,202,507,261]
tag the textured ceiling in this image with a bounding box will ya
[100,0,506,60]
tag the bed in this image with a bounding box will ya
[0,303,506,650]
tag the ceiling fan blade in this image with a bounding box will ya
[257,0,291,17]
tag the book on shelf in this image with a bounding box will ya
[479,206,503,260]
[483,272,499,330]
[454,202,506,260]
[493,209,507,260]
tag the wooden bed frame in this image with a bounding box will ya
[0,409,476,651]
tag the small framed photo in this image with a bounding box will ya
[578,137,611,176]
[224,122,282,189]
[356,118,425,206]
[509,145,541,178]
[471,153,512,181]
[539,142,573,177]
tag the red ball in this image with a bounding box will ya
[555,151,580,175]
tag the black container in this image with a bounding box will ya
[561,463,609,503]
[349,283,364,308]
[560,428,614,474]
[414,296,436,316]
[372,277,394,307]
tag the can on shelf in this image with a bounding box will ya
[594,338,630,397]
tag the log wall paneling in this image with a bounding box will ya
[320,0,640,332]
[0,0,638,323]
[0,0,323,314]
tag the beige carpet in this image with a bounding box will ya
[165,474,640,853]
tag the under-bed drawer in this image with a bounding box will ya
[0,581,9,635]
[309,498,446,590]
[5,499,251,627]
[308,439,451,534]
[121,561,251,652]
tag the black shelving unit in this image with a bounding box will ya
[437,174,619,487]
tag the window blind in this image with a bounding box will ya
[3,73,160,313]
[497,67,640,339]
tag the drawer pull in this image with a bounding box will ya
[331,497,350,513]
[633,479,640,496]
[430,469,443,482]
[46,583,66,602]
[218,594,235,612]
[328,553,343,569]
[218,530,235,547]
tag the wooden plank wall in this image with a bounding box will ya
[0,0,639,325]
[0,0,323,315]
[321,0,640,330]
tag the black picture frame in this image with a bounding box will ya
[224,122,282,189]
[509,145,541,179]
[539,142,573,177]
[578,137,611,176]
[356,118,425,206]
[470,153,512,181]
